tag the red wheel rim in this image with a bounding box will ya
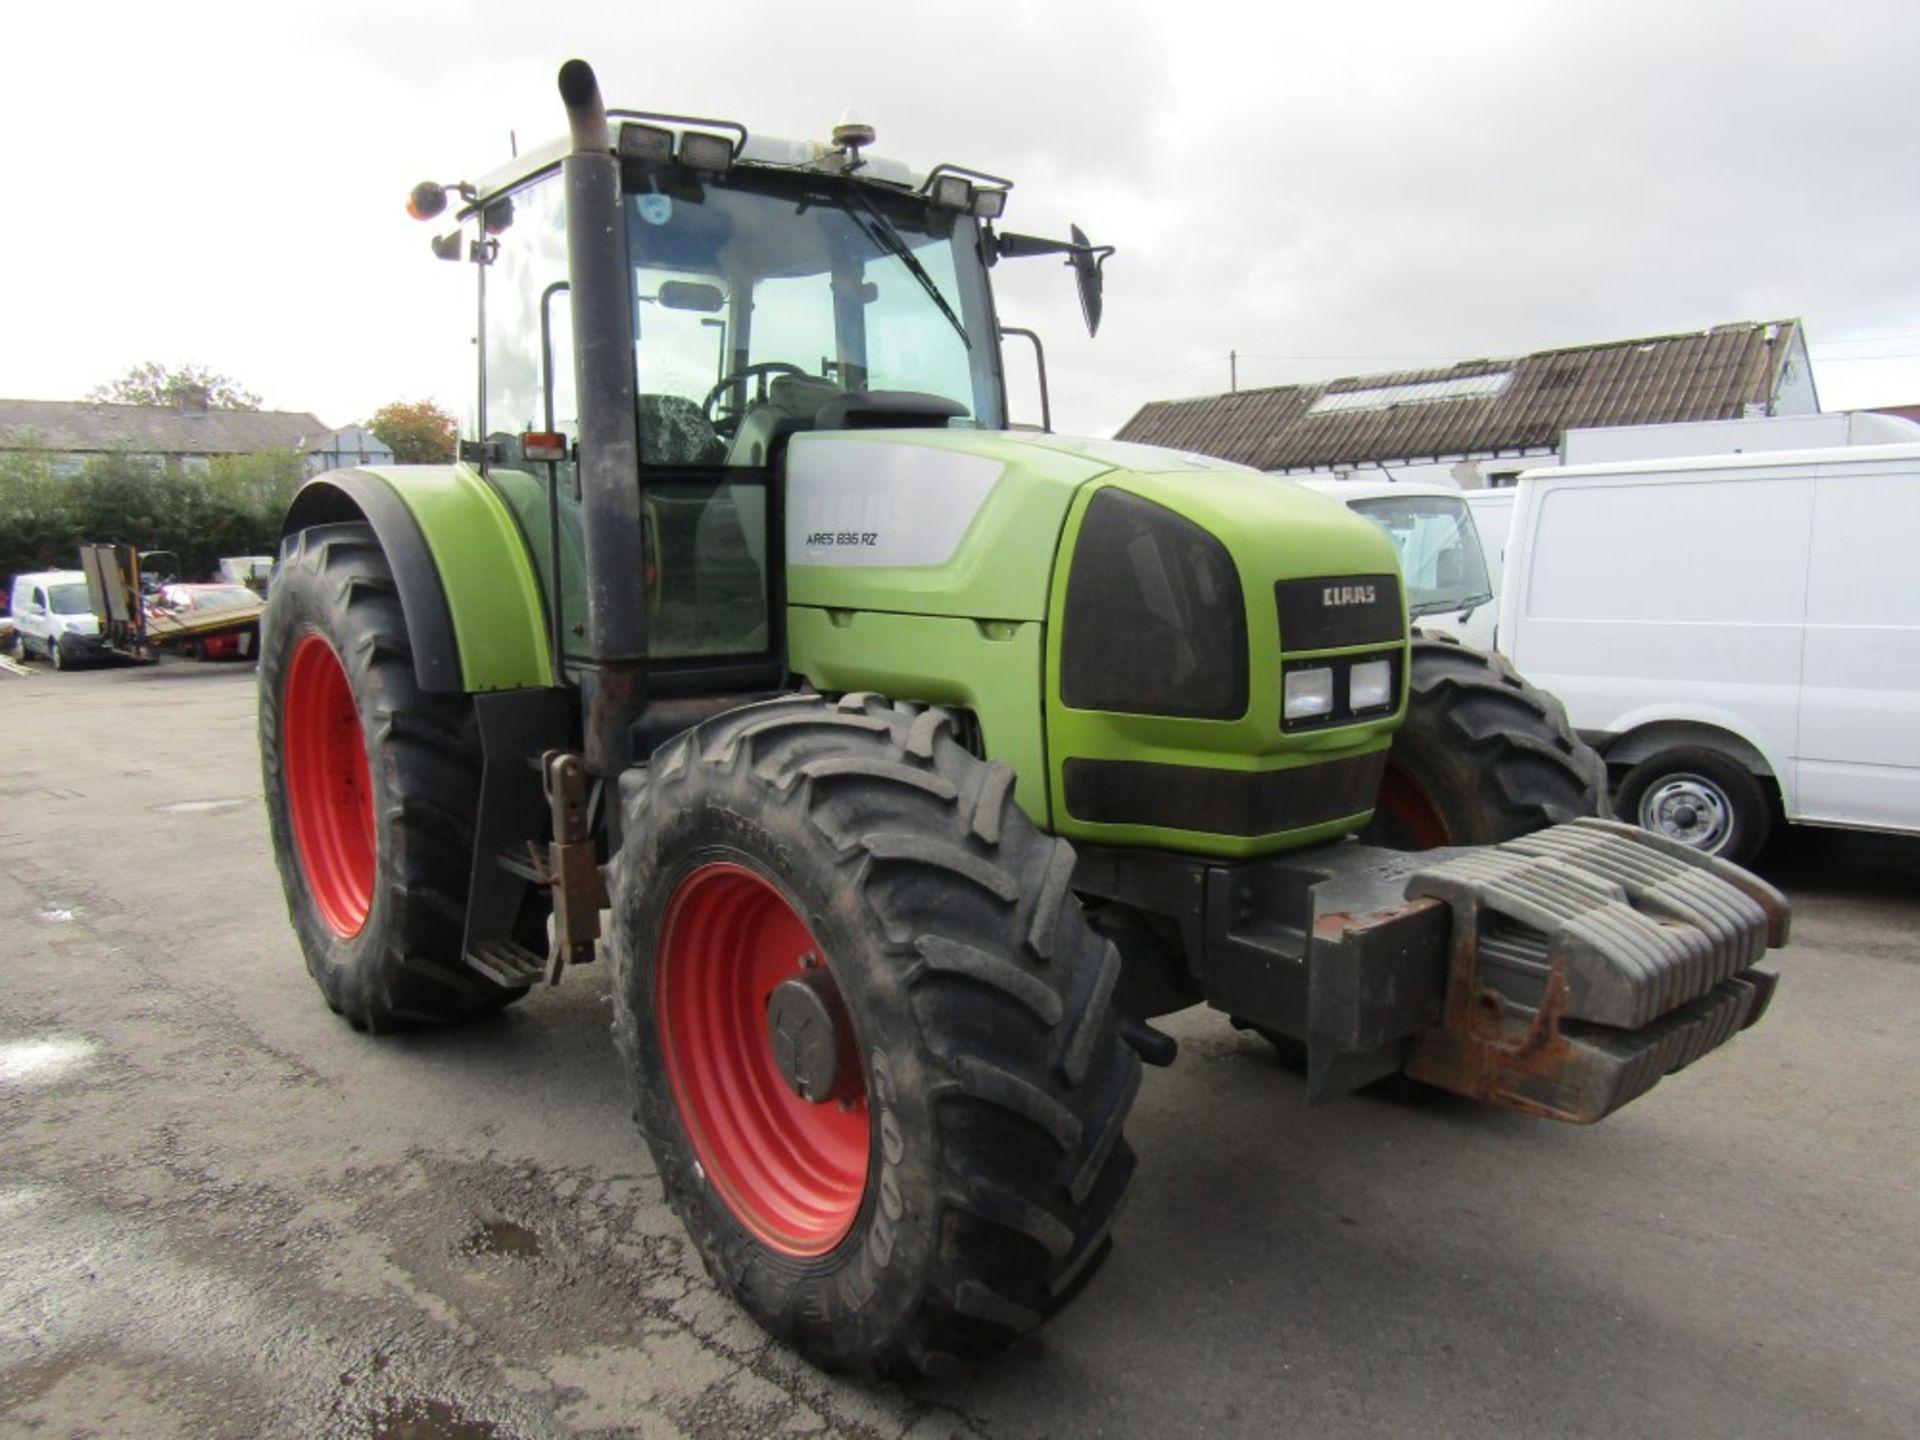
[1375,760,1452,850]
[283,633,376,937]
[657,864,869,1257]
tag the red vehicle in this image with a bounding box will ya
[148,584,263,660]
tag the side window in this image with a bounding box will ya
[482,174,572,464]
[480,173,586,657]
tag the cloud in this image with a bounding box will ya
[3,0,1917,430]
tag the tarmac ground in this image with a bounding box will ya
[3,655,1915,1438]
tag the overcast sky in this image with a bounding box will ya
[4,0,1917,437]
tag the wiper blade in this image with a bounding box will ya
[841,180,971,351]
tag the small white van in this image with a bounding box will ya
[8,570,105,669]
[1285,476,1498,651]
[1501,442,1920,862]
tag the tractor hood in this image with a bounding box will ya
[783,428,1397,622]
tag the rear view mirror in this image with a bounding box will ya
[1069,224,1107,338]
[658,281,724,313]
[994,226,1115,337]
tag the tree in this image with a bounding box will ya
[1,448,299,587]
[88,361,262,411]
[367,399,458,464]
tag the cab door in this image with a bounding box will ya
[476,168,781,697]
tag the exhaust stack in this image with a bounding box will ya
[557,58,648,771]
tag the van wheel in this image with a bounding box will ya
[50,637,67,671]
[1615,747,1770,865]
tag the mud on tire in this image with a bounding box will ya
[1365,635,1609,848]
[259,522,530,1030]
[607,694,1141,1377]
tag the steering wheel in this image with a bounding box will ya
[702,361,808,425]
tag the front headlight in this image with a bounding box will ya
[1283,666,1335,720]
[1348,658,1394,712]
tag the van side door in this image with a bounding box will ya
[1794,455,1920,831]
[26,586,50,650]
[1506,466,1811,794]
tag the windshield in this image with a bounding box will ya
[624,172,1002,465]
[1348,496,1493,617]
[48,583,90,615]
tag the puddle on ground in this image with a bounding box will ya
[0,1036,96,1087]
[33,908,73,924]
[460,1220,542,1260]
[371,1397,499,1440]
[158,798,251,815]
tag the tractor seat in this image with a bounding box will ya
[638,393,727,468]
[727,374,848,468]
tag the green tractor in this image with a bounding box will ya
[258,60,1786,1376]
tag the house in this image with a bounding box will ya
[303,424,396,473]
[0,391,391,477]
[1115,319,1818,487]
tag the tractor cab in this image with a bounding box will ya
[420,100,1102,709]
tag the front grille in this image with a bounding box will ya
[1062,751,1386,836]
[1060,488,1249,720]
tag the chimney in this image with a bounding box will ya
[176,384,211,414]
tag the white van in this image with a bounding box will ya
[1285,476,1498,651]
[1461,489,1516,599]
[7,570,105,669]
[1501,442,1920,862]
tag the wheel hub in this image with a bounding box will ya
[767,968,852,1103]
[282,633,375,936]
[657,863,870,1256]
[1640,775,1731,852]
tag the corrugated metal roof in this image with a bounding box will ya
[1116,321,1802,472]
[0,399,331,456]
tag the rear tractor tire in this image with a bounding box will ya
[607,694,1141,1377]
[258,522,532,1031]
[1364,636,1608,849]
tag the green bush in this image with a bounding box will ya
[0,446,303,593]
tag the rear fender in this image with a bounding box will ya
[283,466,552,694]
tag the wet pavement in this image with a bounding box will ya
[3,657,1917,1439]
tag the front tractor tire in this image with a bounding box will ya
[607,695,1141,1377]
[1365,636,1609,849]
[259,523,528,1031]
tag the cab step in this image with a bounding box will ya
[467,939,547,989]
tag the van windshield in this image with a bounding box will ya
[48,583,91,615]
[1347,496,1493,617]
